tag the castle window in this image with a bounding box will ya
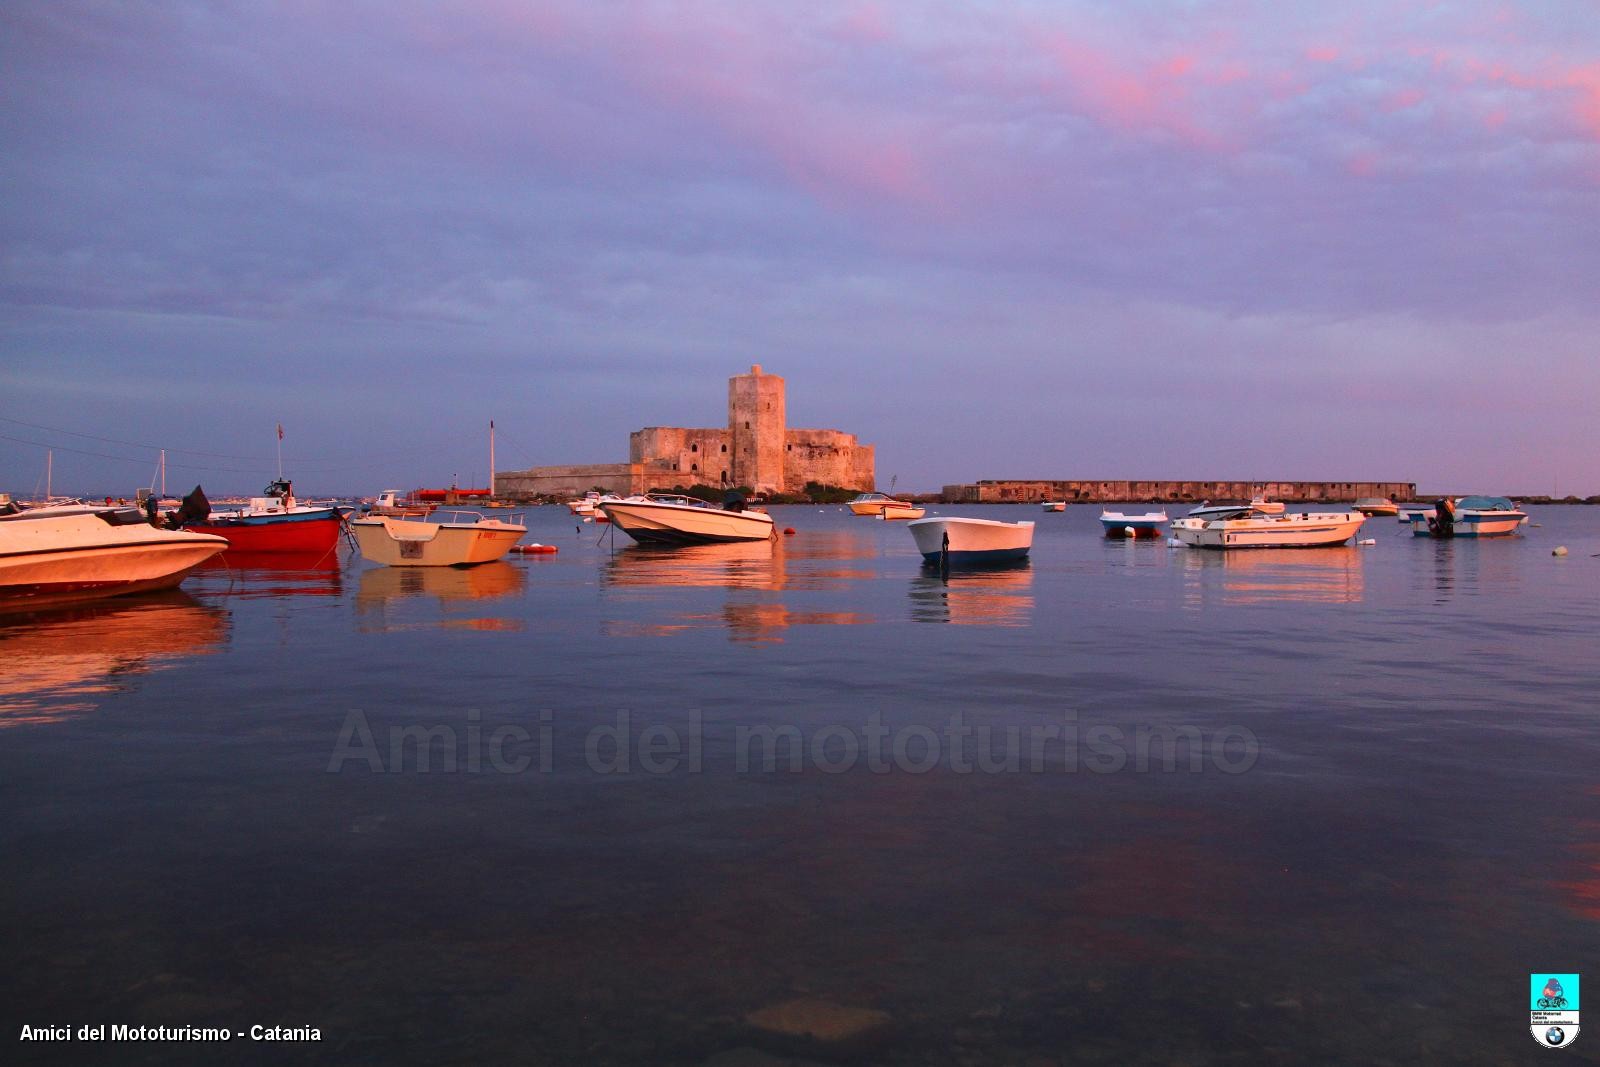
[744,421,749,430]
[786,444,791,452]
[691,463,698,473]
[691,443,698,453]
[720,444,727,453]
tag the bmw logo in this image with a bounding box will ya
[1547,1026,1566,1046]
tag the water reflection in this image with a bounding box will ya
[908,563,1034,626]
[355,562,526,633]
[603,540,785,591]
[601,541,877,643]
[196,550,344,598]
[0,592,228,726]
[1181,548,1365,606]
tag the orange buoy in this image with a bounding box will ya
[513,543,558,554]
[783,527,796,535]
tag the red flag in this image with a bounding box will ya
[276,423,284,440]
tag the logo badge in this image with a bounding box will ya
[1532,973,1580,1048]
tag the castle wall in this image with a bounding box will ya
[940,480,1418,503]
[494,463,644,499]
[629,427,732,485]
[783,429,875,492]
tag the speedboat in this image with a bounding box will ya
[1353,497,1399,517]
[1396,504,1433,524]
[180,479,345,553]
[906,517,1034,565]
[350,510,526,566]
[600,494,775,544]
[0,503,227,611]
[1410,496,1528,538]
[1040,501,1066,512]
[877,505,926,520]
[848,493,921,519]
[1171,505,1366,549]
[1099,510,1169,539]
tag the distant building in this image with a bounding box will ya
[941,479,1417,503]
[497,366,874,499]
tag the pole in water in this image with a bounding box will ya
[940,530,950,578]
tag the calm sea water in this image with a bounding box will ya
[3,505,1597,1064]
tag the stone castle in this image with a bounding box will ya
[497,366,874,499]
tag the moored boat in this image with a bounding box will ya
[1040,501,1066,512]
[1171,505,1366,549]
[1396,504,1433,524]
[1099,510,1169,539]
[350,510,526,566]
[600,494,774,544]
[1410,496,1527,538]
[1353,497,1399,517]
[370,489,435,518]
[906,517,1034,566]
[0,503,227,611]
[848,493,921,519]
[180,480,344,554]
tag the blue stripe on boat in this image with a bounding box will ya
[919,547,1031,564]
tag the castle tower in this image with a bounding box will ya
[728,364,786,494]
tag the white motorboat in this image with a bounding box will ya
[1409,496,1528,538]
[1396,504,1433,524]
[600,494,775,544]
[1099,510,1169,539]
[369,489,434,518]
[907,516,1034,565]
[350,510,526,566]
[1171,505,1366,549]
[1353,497,1399,517]
[877,505,926,520]
[848,493,921,519]
[0,503,227,611]
[1040,501,1066,512]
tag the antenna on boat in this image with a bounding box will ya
[275,423,284,480]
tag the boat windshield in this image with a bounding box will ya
[1456,496,1516,511]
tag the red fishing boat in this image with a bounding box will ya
[180,480,345,554]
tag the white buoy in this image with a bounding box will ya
[1167,537,1184,547]
[1552,546,1568,556]
[1358,538,1376,545]
[1124,526,1136,537]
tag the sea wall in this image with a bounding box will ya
[941,480,1418,503]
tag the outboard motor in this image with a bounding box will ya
[166,485,211,529]
[722,490,747,513]
[1430,497,1454,539]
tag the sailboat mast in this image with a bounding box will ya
[490,420,496,499]
[160,449,166,497]
[46,450,52,499]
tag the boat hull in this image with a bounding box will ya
[1099,512,1168,539]
[600,501,774,544]
[351,518,525,566]
[0,521,227,612]
[184,511,342,553]
[1173,512,1365,549]
[1411,512,1527,538]
[907,517,1034,564]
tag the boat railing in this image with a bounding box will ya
[432,509,527,526]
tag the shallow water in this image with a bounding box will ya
[3,505,1598,1064]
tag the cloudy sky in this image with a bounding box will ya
[3,1,1597,496]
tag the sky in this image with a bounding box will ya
[2,1,1597,497]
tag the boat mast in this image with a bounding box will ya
[489,419,496,500]
[46,449,52,499]
[275,423,284,480]
[159,449,166,497]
